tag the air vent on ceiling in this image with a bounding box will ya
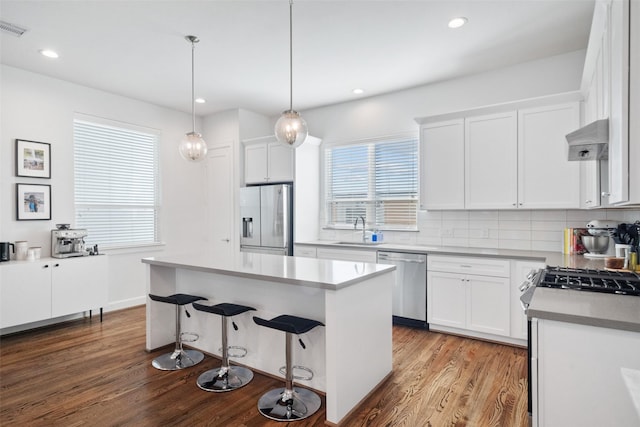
[0,20,28,37]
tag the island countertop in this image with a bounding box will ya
[142,252,395,291]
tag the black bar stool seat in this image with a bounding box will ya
[148,293,206,371]
[253,314,324,422]
[193,302,256,392]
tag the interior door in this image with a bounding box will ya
[206,146,234,259]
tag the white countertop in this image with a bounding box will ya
[527,287,640,332]
[296,240,606,269]
[142,251,395,291]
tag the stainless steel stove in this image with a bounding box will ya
[537,266,640,296]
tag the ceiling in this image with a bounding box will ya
[0,0,595,117]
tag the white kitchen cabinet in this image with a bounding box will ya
[51,256,108,317]
[418,97,581,211]
[533,318,640,427]
[427,255,511,339]
[465,112,518,209]
[420,119,465,210]
[244,139,293,184]
[0,256,108,330]
[583,0,639,206]
[294,245,317,258]
[510,260,544,340]
[517,103,581,209]
[315,247,377,263]
[1,261,52,328]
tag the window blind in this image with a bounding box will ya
[74,119,160,247]
[324,137,418,229]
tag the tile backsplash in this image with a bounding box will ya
[319,209,640,253]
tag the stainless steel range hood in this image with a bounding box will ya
[566,118,609,161]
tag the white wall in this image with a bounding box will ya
[0,65,209,311]
[300,50,587,144]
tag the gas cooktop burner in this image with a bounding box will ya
[538,266,640,296]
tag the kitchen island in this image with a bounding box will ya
[142,252,395,425]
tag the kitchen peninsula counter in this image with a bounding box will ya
[142,252,395,425]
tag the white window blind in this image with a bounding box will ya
[324,137,418,229]
[74,119,160,248]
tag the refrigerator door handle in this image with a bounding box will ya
[242,217,253,238]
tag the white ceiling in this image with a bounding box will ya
[0,0,595,117]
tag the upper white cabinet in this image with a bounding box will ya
[418,97,581,210]
[518,103,581,209]
[244,137,293,184]
[465,111,518,209]
[582,0,639,206]
[420,119,465,209]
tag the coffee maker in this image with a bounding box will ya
[51,224,88,258]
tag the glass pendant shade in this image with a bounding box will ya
[275,109,308,148]
[179,131,208,162]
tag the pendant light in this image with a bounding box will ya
[178,35,208,162]
[274,0,308,149]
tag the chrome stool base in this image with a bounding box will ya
[257,387,322,421]
[152,349,204,371]
[197,365,254,392]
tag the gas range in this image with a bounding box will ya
[536,266,640,296]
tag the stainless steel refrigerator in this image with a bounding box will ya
[240,184,293,255]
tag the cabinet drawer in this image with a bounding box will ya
[294,246,317,258]
[316,248,377,263]
[428,255,510,277]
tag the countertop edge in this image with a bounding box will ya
[527,308,640,333]
[142,257,395,291]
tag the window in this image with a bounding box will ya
[324,136,418,229]
[74,117,160,248]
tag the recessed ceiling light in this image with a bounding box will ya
[39,49,59,58]
[352,88,364,95]
[448,17,468,29]
[195,98,206,104]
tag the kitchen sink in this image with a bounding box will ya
[334,241,384,246]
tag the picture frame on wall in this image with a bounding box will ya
[16,183,51,221]
[16,139,51,178]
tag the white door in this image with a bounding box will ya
[467,274,510,336]
[206,146,234,261]
[465,111,518,209]
[427,271,466,329]
[420,119,465,209]
[518,103,581,209]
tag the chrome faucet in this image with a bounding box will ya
[354,216,366,242]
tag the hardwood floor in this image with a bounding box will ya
[0,306,528,426]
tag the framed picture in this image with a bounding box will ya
[16,139,51,178]
[16,183,51,220]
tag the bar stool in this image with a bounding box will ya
[192,302,256,392]
[253,314,324,422]
[148,293,207,371]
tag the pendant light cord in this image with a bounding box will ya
[289,0,293,111]
[191,39,196,133]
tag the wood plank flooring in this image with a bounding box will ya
[0,306,528,426]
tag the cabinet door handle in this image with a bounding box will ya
[512,203,517,207]
[585,200,592,204]
[221,238,230,242]
[602,192,610,197]
[54,263,60,267]
[43,264,49,268]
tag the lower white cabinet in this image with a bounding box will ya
[533,319,640,427]
[316,247,377,263]
[0,261,52,328]
[293,245,317,258]
[0,256,108,329]
[428,255,511,339]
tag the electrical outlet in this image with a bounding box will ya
[441,228,454,237]
[482,228,490,238]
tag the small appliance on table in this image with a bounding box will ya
[582,219,620,258]
[51,224,88,258]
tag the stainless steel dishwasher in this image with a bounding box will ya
[377,251,427,329]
